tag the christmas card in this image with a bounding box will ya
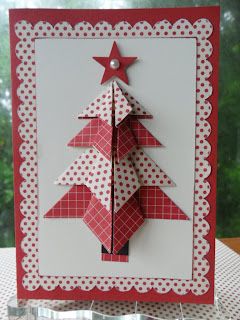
[9,7,219,303]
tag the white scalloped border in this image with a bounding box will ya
[15,19,213,296]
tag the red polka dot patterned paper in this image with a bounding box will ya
[121,87,153,119]
[114,153,140,212]
[78,85,113,126]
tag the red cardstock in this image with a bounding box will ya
[9,7,220,303]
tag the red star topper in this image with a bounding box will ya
[93,41,137,85]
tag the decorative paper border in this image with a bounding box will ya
[10,7,219,303]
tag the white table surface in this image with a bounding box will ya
[0,240,239,320]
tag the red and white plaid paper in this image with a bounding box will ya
[68,118,102,147]
[83,196,112,252]
[93,120,113,160]
[128,118,162,147]
[113,197,144,254]
[102,253,129,262]
[117,121,137,161]
[135,186,189,220]
[45,185,91,218]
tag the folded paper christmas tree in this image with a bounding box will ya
[45,80,189,260]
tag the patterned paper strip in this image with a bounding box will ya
[102,253,128,262]
[67,118,102,147]
[135,186,189,220]
[116,121,137,162]
[130,146,175,187]
[78,84,113,126]
[83,196,112,252]
[113,197,144,254]
[45,185,91,218]
[128,118,162,147]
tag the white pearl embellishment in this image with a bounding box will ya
[110,59,120,70]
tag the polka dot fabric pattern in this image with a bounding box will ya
[15,19,213,295]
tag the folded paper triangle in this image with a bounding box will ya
[135,186,189,220]
[78,81,150,127]
[130,146,175,187]
[55,147,112,211]
[83,196,144,254]
[93,120,113,160]
[113,81,132,126]
[55,148,98,186]
[44,185,91,218]
[114,155,140,212]
[67,118,102,147]
[83,196,112,252]
[78,84,113,126]
[128,118,162,147]
[121,87,152,118]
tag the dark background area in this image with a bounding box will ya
[0,0,239,247]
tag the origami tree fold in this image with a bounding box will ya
[45,81,189,260]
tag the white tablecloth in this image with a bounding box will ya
[0,240,239,320]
